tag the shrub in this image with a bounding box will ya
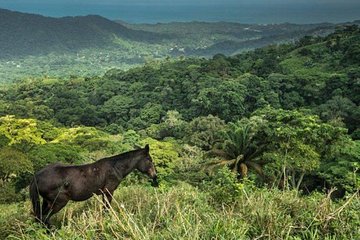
[206,167,243,205]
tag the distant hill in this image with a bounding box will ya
[0,8,343,59]
[0,8,359,83]
[123,21,338,56]
[0,8,167,58]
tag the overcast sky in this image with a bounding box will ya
[1,0,360,4]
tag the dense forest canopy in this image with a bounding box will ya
[1,25,359,134]
[0,24,359,239]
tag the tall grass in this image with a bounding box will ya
[1,182,359,239]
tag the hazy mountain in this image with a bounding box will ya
[0,8,358,83]
[0,8,167,58]
[123,21,338,56]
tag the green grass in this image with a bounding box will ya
[1,182,359,240]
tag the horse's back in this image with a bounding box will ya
[33,163,67,195]
[36,162,65,173]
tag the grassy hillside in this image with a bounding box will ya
[1,183,359,239]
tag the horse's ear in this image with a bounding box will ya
[144,144,149,153]
[134,144,142,150]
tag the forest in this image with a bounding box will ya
[0,25,359,239]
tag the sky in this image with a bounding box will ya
[0,0,359,23]
[1,0,360,3]
[1,0,360,4]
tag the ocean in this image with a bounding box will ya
[0,3,359,24]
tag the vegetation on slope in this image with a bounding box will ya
[0,25,359,239]
[2,8,355,83]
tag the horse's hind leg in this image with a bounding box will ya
[45,199,69,227]
[40,199,52,227]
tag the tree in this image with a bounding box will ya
[139,103,163,124]
[156,111,188,139]
[53,126,117,152]
[256,107,345,190]
[317,96,357,126]
[0,147,33,181]
[29,143,83,171]
[192,79,246,121]
[208,120,266,180]
[187,115,225,150]
[101,95,134,124]
[240,73,273,113]
[319,139,360,192]
[0,115,46,151]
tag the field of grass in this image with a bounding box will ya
[1,180,359,240]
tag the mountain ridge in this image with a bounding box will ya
[1,8,359,83]
[0,8,167,58]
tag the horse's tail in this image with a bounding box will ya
[29,177,41,221]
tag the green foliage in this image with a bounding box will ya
[102,95,134,124]
[53,126,111,152]
[320,140,360,192]
[206,167,243,205]
[0,115,46,148]
[208,119,265,179]
[192,78,246,121]
[0,14,339,83]
[256,107,345,189]
[121,130,141,151]
[0,147,33,204]
[140,137,180,180]
[0,181,27,203]
[28,143,84,171]
[0,133,10,148]
[186,115,225,150]
[2,26,359,134]
[147,111,188,140]
[0,147,33,181]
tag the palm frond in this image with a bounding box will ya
[206,148,231,159]
[204,158,236,172]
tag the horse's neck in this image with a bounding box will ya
[112,155,140,179]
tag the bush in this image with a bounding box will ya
[28,143,84,171]
[0,181,27,203]
[0,147,33,180]
[206,167,243,205]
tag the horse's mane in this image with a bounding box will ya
[99,148,145,163]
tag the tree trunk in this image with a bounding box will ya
[239,163,248,179]
[296,172,305,191]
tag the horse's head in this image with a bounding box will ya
[136,144,159,187]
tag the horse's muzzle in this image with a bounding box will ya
[151,175,159,187]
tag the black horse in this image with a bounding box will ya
[29,144,158,227]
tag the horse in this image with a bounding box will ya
[29,144,158,227]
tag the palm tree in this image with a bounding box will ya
[207,121,265,179]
